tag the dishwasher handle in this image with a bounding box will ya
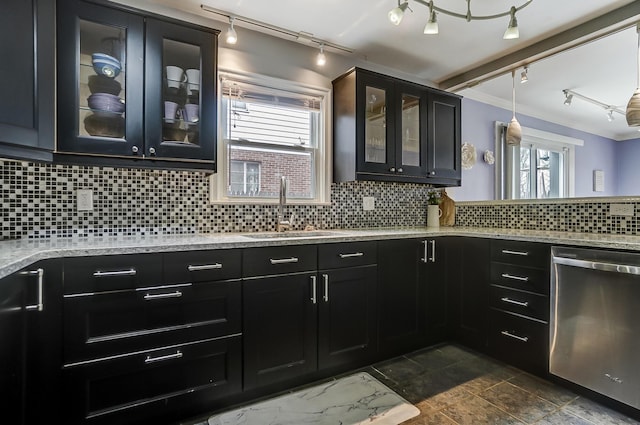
[553,256,640,276]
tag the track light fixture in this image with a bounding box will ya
[563,89,625,122]
[389,0,532,40]
[225,17,238,45]
[520,66,529,83]
[563,91,573,106]
[316,44,326,66]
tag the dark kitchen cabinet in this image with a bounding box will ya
[419,238,450,345]
[0,261,62,425]
[56,0,217,170]
[318,242,378,370]
[333,67,461,186]
[0,0,55,162]
[448,237,491,351]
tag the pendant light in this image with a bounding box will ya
[506,70,522,146]
[225,17,238,45]
[626,23,640,127]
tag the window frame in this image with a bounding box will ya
[209,70,332,205]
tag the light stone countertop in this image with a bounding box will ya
[1,227,640,279]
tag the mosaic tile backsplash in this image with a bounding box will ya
[2,158,639,240]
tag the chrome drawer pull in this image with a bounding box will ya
[270,257,299,265]
[21,268,44,312]
[339,252,364,259]
[501,330,529,342]
[93,269,137,277]
[501,273,529,282]
[501,249,529,256]
[188,263,223,271]
[310,276,317,304]
[143,291,183,300]
[144,350,183,364]
[429,240,436,263]
[421,240,428,263]
[322,274,329,302]
[500,297,529,307]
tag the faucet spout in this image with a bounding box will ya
[277,176,290,232]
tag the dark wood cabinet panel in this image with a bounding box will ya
[420,238,450,345]
[243,245,317,277]
[164,249,242,284]
[0,0,54,161]
[318,241,377,269]
[243,272,318,390]
[427,92,461,183]
[318,265,377,370]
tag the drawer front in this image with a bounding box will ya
[491,240,550,268]
[164,249,241,283]
[64,254,163,294]
[318,241,377,269]
[491,262,549,295]
[489,285,549,321]
[243,245,317,277]
[64,280,241,363]
[62,336,241,425]
[488,309,548,375]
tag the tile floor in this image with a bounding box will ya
[188,344,640,425]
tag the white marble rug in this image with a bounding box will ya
[208,372,419,425]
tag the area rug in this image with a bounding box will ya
[208,372,420,425]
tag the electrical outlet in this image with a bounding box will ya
[609,203,634,217]
[77,189,94,211]
[362,196,375,211]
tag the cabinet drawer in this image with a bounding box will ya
[164,249,241,283]
[488,309,548,375]
[318,241,377,269]
[491,240,550,268]
[62,336,241,425]
[64,254,162,294]
[243,245,317,277]
[491,262,549,295]
[63,280,241,363]
[489,285,548,321]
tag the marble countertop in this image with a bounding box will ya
[1,227,640,279]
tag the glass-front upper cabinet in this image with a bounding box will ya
[57,1,144,156]
[397,83,427,177]
[144,18,216,163]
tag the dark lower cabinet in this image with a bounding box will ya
[0,260,62,425]
[318,265,377,370]
[420,238,449,345]
[243,273,318,390]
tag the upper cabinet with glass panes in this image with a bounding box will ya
[332,67,461,186]
[56,0,218,171]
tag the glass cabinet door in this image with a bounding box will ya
[57,0,144,155]
[400,93,420,168]
[364,86,387,164]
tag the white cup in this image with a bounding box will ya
[165,66,185,89]
[164,101,179,122]
[184,103,199,123]
[185,69,200,94]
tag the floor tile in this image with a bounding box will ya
[534,409,595,425]
[508,373,578,406]
[375,356,426,383]
[397,367,465,404]
[439,391,525,425]
[407,345,475,371]
[400,401,459,425]
[564,397,640,425]
[479,381,558,423]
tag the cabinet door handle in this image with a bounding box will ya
[500,297,529,307]
[144,350,183,364]
[269,257,299,265]
[429,240,436,263]
[389,167,396,172]
[397,168,403,173]
[421,240,428,263]
[339,252,364,259]
[501,330,529,343]
[20,268,44,312]
[143,291,183,300]
[501,273,529,282]
[501,249,529,256]
[310,275,317,304]
[188,263,222,271]
[322,274,329,302]
[93,269,137,277]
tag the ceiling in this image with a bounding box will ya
[128,0,640,140]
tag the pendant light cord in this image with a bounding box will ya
[636,23,640,88]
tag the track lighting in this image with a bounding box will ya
[388,1,410,25]
[520,66,529,84]
[563,89,625,122]
[225,17,237,45]
[503,7,519,40]
[389,0,531,40]
[316,44,326,66]
[563,91,573,106]
[607,109,615,122]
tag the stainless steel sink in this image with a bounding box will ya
[243,231,340,239]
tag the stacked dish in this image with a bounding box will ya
[92,53,121,78]
[85,53,125,138]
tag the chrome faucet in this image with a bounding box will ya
[277,176,291,232]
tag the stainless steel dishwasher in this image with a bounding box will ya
[550,246,640,409]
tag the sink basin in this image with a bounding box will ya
[244,231,340,239]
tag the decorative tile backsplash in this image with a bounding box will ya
[3,158,639,240]
[0,159,433,240]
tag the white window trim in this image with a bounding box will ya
[495,122,583,200]
[209,70,332,206]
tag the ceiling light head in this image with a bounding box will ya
[316,43,326,66]
[503,7,519,40]
[225,17,238,45]
[423,8,438,35]
[607,109,615,122]
[520,66,528,84]
[563,91,573,106]
[388,1,409,25]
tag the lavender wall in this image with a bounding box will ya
[616,137,640,196]
[449,98,620,201]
